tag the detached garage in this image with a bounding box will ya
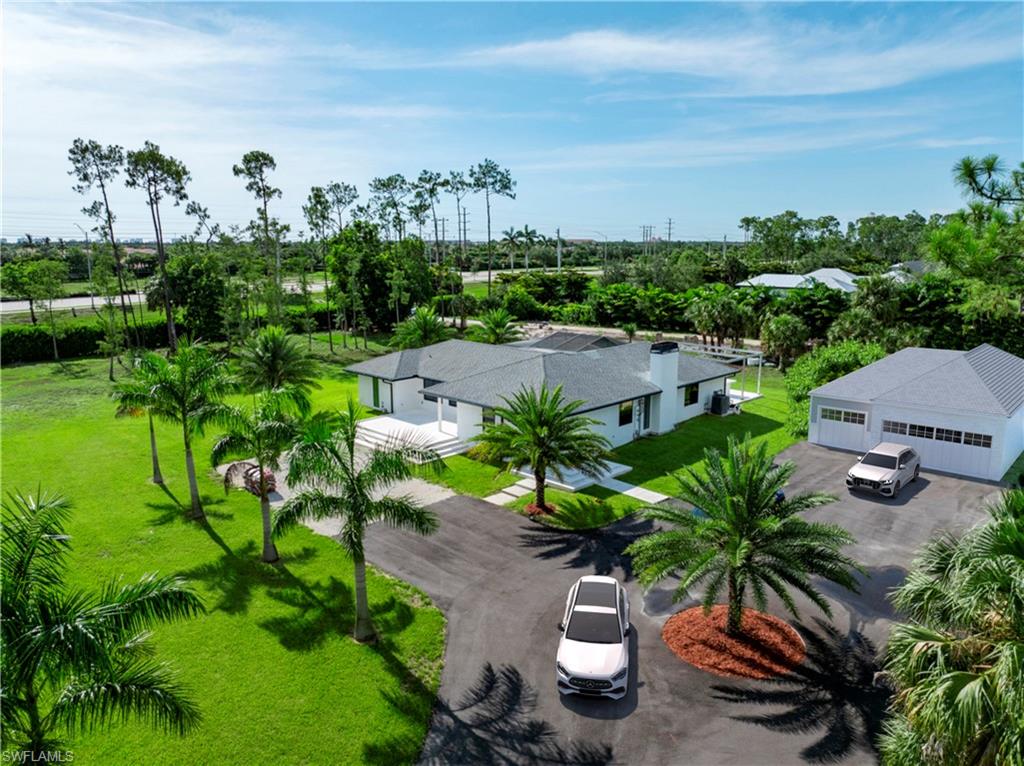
[808,344,1024,481]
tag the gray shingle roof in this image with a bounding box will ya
[811,344,1024,417]
[347,338,737,411]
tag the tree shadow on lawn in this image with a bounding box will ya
[518,514,653,581]
[613,411,784,487]
[180,541,319,616]
[710,620,890,764]
[364,662,614,766]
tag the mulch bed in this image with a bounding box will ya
[524,502,558,517]
[661,605,806,679]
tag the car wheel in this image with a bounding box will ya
[892,481,901,498]
[912,466,920,483]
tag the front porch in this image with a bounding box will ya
[355,405,468,458]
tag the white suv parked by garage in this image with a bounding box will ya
[846,442,921,498]
[555,575,630,700]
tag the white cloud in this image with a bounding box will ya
[458,10,1021,97]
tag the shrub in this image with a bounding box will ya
[551,302,595,325]
[502,286,549,321]
[1,316,169,365]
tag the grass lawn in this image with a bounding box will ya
[613,368,796,496]
[1,357,444,765]
[462,282,491,300]
[431,454,520,497]
[507,485,646,530]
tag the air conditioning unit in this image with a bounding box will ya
[710,392,730,416]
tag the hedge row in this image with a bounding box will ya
[1,317,171,365]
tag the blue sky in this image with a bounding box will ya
[4,1,1021,242]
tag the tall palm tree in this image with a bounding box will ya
[519,224,538,270]
[272,399,442,642]
[471,384,611,512]
[236,325,321,415]
[880,489,1024,766]
[146,340,234,520]
[467,308,523,345]
[112,352,166,484]
[500,227,521,270]
[1,489,204,755]
[626,435,860,636]
[391,306,455,350]
[211,393,297,563]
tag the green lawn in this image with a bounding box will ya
[462,282,491,300]
[1,357,444,765]
[431,454,520,496]
[507,485,646,530]
[613,368,796,496]
[1002,448,1024,486]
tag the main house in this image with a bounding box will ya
[347,335,738,456]
[809,343,1024,481]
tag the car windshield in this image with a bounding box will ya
[861,453,897,469]
[565,610,622,644]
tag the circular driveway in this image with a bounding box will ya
[358,443,999,765]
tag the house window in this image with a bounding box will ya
[963,432,992,448]
[821,408,841,421]
[842,410,866,425]
[683,384,699,406]
[883,420,907,435]
[482,407,496,425]
[935,428,962,443]
[908,423,934,439]
[422,378,441,403]
[448,399,457,408]
[618,400,634,427]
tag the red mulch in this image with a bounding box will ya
[661,605,806,679]
[525,502,558,517]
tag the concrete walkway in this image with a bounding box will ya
[482,474,669,507]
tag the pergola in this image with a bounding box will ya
[677,341,765,402]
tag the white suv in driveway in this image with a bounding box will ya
[846,442,921,498]
[555,575,630,700]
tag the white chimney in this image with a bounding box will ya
[648,341,679,433]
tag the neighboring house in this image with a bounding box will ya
[347,337,737,454]
[808,344,1024,481]
[884,259,936,284]
[738,267,860,293]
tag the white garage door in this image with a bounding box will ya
[818,406,867,451]
[882,420,993,478]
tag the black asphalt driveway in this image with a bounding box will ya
[360,442,1002,765]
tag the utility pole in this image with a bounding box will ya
[665,218,673,247]
[556,227,562,271]
[722,234,727,258]
[75,223,95,310]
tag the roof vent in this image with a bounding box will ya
[650,341,679,355]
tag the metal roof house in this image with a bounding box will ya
[738,268,860,293]
[347,338,737,457]
[809,344,1024,481]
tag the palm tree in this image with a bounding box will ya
[211,393,297,563]
[626,435,860,636]
[236,325,321,414]
[391,306,455,350]
[500,226,521,270]
[471,383,611,512]
[880,489,1024,766]
[519,224,538,270]
[467,308,523,344]
[272,399,442,642]
[112,352,166,484]
[146,340,234,520]
[1,489,204,755]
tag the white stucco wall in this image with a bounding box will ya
[357,375,374,409]
[675,378,727,425]
[587,401,639,447]
[391,378,423,412]
[456,403,484,441]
